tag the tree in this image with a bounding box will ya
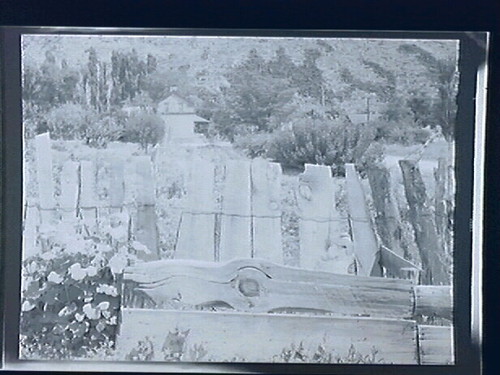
[122,112,165,151]
[210,49,296,140]
[398,44,458,141]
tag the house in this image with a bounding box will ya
[157,94,210,142]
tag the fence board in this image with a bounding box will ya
[219,160,252,261]
[417,325,454,365]
[123,259,415,318]
[23,202,39,258]
[79,160,98,235]
[109,159,125,215]
[297,164,334,270]
[367,166,405,259]
[175,159,216,261]
[345,164,381,277]
[34,133,56,224]
[414,286,453,320]
[59,161,79,222]
[118,309,418,363]
[251,159,283,263]
[133,156,158,261]
[399,160,449,285]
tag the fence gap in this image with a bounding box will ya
[79,160,98,236]
[345,163,382,277]
[219,160,252,261]
[399,160,449,285]
[251,158,283,264]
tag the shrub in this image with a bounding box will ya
[19,217,140,359]
[82,114,126,148]
[234,133,273,158]
[122,112,165,151]
[267,119,383,175]
[44,103,98,140]
[373,120,432,145]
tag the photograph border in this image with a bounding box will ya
[1,26,488,374]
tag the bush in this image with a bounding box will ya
[373,120,432,145]
[82,113,126,148]
[44,103,98,140]
[234,133,273,158]
[267,119,383,175]
[19,216,141,359]
[122,112,165,151]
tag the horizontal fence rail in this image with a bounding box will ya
[122,258,452,320]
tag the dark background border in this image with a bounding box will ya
[1,1,498,374]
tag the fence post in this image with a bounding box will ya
[297,164,334,270]
[345,164,382,277]
[219,160,252,261]
[59,161,80,224]
[434,157,453,258]
[34,133,56,224]
[79,160,98,235]
[175,158,216,261]
[251,158,283,264]
[23,201,40,258]
[133,156,159,261]
[399,160,449,285]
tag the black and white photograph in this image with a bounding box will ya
[18,32,467,365]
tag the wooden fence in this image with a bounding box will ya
[24,133,159,261]
[119,258,453,364]
[23,134,454,364]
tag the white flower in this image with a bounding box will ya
[47,271,64,284]
[97,301,110,311]
[69,263,86,281]
[108,253,128,275]
[131,241,150,254]
[21,300,35,312]
[74,312,85,322]
[96,284,118,297]
[82,303,100,320]
[86,266,98,277]
[108,316,117,325]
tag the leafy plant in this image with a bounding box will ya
[19,218,140,359]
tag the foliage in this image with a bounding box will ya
[82,112,127,148]
[275,342,384,364]
[267,119,384,175]
[44,103,99,140]
[19,215,143,359]
[398,43,458,140]
[122,111,165,151]
[233,133,273,158]
[372,120,432,145]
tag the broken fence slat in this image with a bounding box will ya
[418,325,454,365]
[345,164,381,277]
[34,133,56,224]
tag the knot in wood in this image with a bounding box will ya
[237,278,260,297]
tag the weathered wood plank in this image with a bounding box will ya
[345,164,381,277]
[175,159,216,261]
[79,160,98,235]
[251,158,283,263]
[23,202,40,258]
[34,133,56,224]
[367,166,405,259]
[123,259,415,318]
[399,160,449,285]
[59,161,79,222]
[417,325,454,365]
[133,156,158,261]
[219,160,252,261]
[413,285,453,321]
[117,309,418,363]
[109,158,125,215]
[297,164,334,270]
